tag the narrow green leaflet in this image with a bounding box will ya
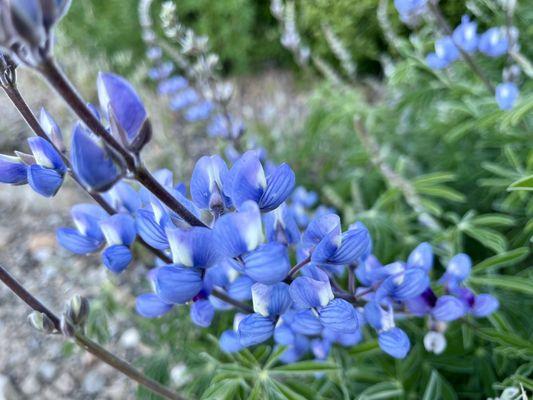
[472,247,530,274]
[270,361,338,375]
[356,381,404,400]
[469,275,533,296]
[422,371,441,400]
[508,175,533,191]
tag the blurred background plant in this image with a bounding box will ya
[0,0,531,399]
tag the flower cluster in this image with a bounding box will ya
[393,1,525,111]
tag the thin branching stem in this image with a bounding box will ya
[0,264,185,400]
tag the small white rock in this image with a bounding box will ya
[119,328,140,349]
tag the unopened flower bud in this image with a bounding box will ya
[423,331,446,354]
[60,314,75,337]
[28,311,55,334]
[65,294,90,326]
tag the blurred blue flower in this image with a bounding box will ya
[495,82,519,110]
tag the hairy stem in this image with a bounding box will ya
[0,264,184,400]
[427,2,494,93]
[38,58,206,228]
[288,255,311,278]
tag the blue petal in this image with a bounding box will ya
[0,155,28,185]
[219,330,243,353]
[479,27,508,57]
[258,163,295,212]
[290,310,323,335]
[252,282,292,317]
[71,203,108,241]
[27,165,63,197]
[264,204,300,245]
[106,181,141,213]
[378,328,410,359]
[238,313,275,347]
[431,295,466,322]
[376,268,429,301]
[100,214,136,246]
[135,209,169,250]
[155,265,203,304]
[407,242,433,272]
[157,76,188,95]
[274,323,295,346]
[496,82,519,111]
[364,301,394,331]
[311,339,331,360]
[442,253,472,285]
[56,227,102,254]
[214,201,263,258]
[27,137,66,173]
[471,294,499,317]
[355,255,382,286]
[289,276,333,309]
[97,72,148,146]
[328,226,372,265]
[227,275,254,301]
[70,123,122,192]
[203,260,234,291]
[167,226,220,268]
[184,101,213,122]
[190,155,229,210]
[404,288,437,316]
[302,214,341,247]
[225,151,266,209]
[243,242,290,284]
[319,298,358,333]
[39,108,64,149]
[135,293,173,318]
[190,299,215,327]
[102,244,132,274]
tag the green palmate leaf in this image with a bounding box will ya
[500,94,533,128]
[349,340,380,356]
[271,361,338,375]
[356,381,404,400]
[263,345,288,370]
[463,226,507,253]
[416,185,466,202]
[472,247,530,274]
[508,175,533,191]
[271,380,309,400]
[469,275,533,296]
[201,378,242,400]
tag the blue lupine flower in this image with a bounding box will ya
[98,72,150,152]
[378,328,410,359]
[148,62,174,80]
[214,200,263,258]
[495,82,519,110]
[375,268,429,301]
[135,293,173,318]
[146,46,162,61]
[426,36,459,70]
[157,76,189,95]
[207,114,244,139]
[70,123,123,192]
[0,155,28,185]
[479,27,508,57]
[26,137,66,197]
[190,155,230,211]
[227,275,254,301]
[243,242,290,284]
[135,208,170,250]
[407,242,433,272]
[224,151,295,212]
[431,295,466,321]
[99,213,136,273]
[238,313,275,347]
[439,253,471,288]
[452,16,478,53]
[190,299,215,327]
[318,298,358,333]
[289,276,334,309]
[56,204,108,254]
[105,181,142,214]
[290,309,323,335]
[154,265,204,304]
[169,88,199,111]
[264,203,301,245]
[405,287,437,316]
[166,226,220,268]
[251,282,292,317]
[393,0,427,21]
[471,294,499,317]
[39,108,65,152]
[184,101,213,122]
[219,330,243,353]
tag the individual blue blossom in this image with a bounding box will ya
[157,76,189,95]
[148,62,174,81]
[274,322,311,363]
[154,265,204,304]
[426,36,459,70]
[99,213,137,273]
[242,242,291,284]
[184,101,213,122]
[224,151,295,212]
[26,136,66,197]
[479,27,508,57]
[105,181,142,214]
[39,108,65,152]
[135,293,173,318]
[214,200,263,258]
[238,313,276,347]
[431,295,466,322]
[439,253,471,288]
[219,313,247,353]
[190,299,215,327]
[393,0,428,23]
[207,114,244,140]
[0,154,28,185]
[169,88,199,111]
[289,309,323,335]
[470,293,499,317]
[166,226,220,268]
[452,15,478,53]
[264,203,301,245]
[290,186,318,227]
[227,275,254,301]
[70,123,123,192]
[251,282,292,317]
[289,276,334,309]
[56,204,108,254]
[375,267,430,302]
[98,72,151,152]
[189,155,230,212]
[318,298,358,333]
[407,242,433,272]
[135,208,171,250]
[495,82,519,110]
[146,46,162,61]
